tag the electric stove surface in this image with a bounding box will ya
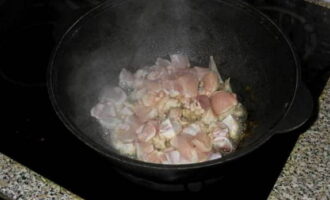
[1,0,329,199]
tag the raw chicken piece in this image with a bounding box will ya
[99,87,127,106]
[222,115,240,140]
[155,57,171,67]
[212,136,234,153]
[110,118,138,146]
[210,91,238,116]
[91,102,122,130]
[141,91,164,107]
[162,79,182,97]
[119,68,135,90]
[192,133,212,152]
[144,80,163,93]
[165,150,181,164]
[170,134,198,162]
[147,64,171,81]
[170,54,190,68]
[177,74,199,98]
[171,120,183,135]
[98,118,122,131]
[136,142,154,160]
[133,79,145,89]
[196,95,211,110]
[192,139,209,152]
[145,151,167,164]
[130,88,147,101]
[122,115,142,129]
[91,102,117,121]
[134,68,148,80]
[159,118,177,139]
[136,121,157,142]
[166,64,191,77]
[168,109,183,134]
[212,122,229,139]
[133,104,158,123]
[163,98,180,112]
[201,71,219,95]
[192,66,210,81]
[182,123,201,136]
[155,96,170,117]
[196,151,211,162]
[133,69,148,88]
[118,104,134,117]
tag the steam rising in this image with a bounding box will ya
[62,0,229,149]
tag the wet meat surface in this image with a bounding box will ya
[91,55,246,164]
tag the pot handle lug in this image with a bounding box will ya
[273,83,313,134]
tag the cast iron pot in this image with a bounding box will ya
[48,0,313,187]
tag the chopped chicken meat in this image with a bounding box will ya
[91,54,246,164]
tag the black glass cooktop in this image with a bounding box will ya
[1,0,329,199]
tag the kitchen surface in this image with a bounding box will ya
[1,0,329,199]
[268,80,330,199]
